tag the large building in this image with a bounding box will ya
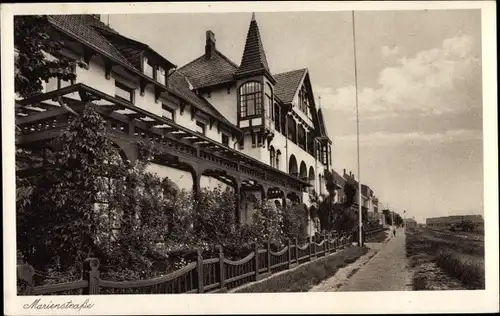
[404,218,417,229]
[15,14,333,232]
[426,215,484,230]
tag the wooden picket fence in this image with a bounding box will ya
[17,228,385,295]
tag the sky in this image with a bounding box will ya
[106,10,483,223]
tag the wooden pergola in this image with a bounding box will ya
[15,84,311,223]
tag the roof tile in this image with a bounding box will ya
[273,68,307,104]
[177,50,238,89]
[47,15,134,68]
[235,16,272,77]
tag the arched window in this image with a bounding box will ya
[276,150,281,170]
[269,146,275,167]
[239,81,262,117]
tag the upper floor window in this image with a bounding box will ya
[240,81,262,117]
[196,121,206,135]
[144,57,154,78]
[269,146,275,167]
[276,150,281,170]
[162,104,174,121]
[298,86,309,115]
[307,133,314,156]
[115,81,134,103]
[57,64,76,89]
[287,116,297,143]
[322,145,328,165]
[274,103,281,132]
[222,134,229,146]
[158,66,167,86]
[265,83,273,119]
[298,125,306,149]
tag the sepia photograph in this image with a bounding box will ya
[2,1,498,315]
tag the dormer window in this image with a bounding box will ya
[158,67,167,86]
[239,81,262,117]
[144,57,154,78]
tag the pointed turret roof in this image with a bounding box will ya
[235,13,275,83]
[317,108,331,141]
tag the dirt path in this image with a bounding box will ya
[311,228,412,292]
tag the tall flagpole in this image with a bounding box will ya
[352,11,363,247]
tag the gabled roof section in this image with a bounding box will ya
[78,15,119,34]
[96,27,176,71]
[235,14,274,82]
[168,71,239,131]
[177,50,238,89]
[274,68,307,104]
[46,15,134,68]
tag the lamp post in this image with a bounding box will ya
[351,10,363,247]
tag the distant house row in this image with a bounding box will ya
[330,169,383,226]
[426,215,484,229]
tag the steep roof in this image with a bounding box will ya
[235,14,273,80]
[97,27,176,70]
[47,15,134,68]
[47,14,235,131]
[177,50,238,89]
[273,68,307,104]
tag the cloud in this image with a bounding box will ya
[334,129,482,146]
[381,45,401,58]
[316,35,481,119]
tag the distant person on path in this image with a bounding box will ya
[393,228,396,237]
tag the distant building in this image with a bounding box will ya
[404,218,417,228]
[331,169,347,203]
[426,215,484,230]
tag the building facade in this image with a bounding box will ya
[404,218,417,229]
[15,14,333,232]
[426,215,484,230]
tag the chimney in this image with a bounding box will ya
[205,30,216,59]
[343,168,346,175]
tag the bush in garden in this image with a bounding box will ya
[17,103,116,273]
[281,202,309,240]
[251,200,285,245]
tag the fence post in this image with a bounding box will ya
[308,236,313,261]
[286,238,291,269]
[294,237,299,264]
[196,249,204,293]
[83,258,100,295]
[254,242,259,281]
[17,262,35,295]
[324,233,328,255]
[217,245,225,290]
[267,240,271,273]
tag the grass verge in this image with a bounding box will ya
[405,228,484,290]
[435,248,484,289]
[232,246,368,293]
